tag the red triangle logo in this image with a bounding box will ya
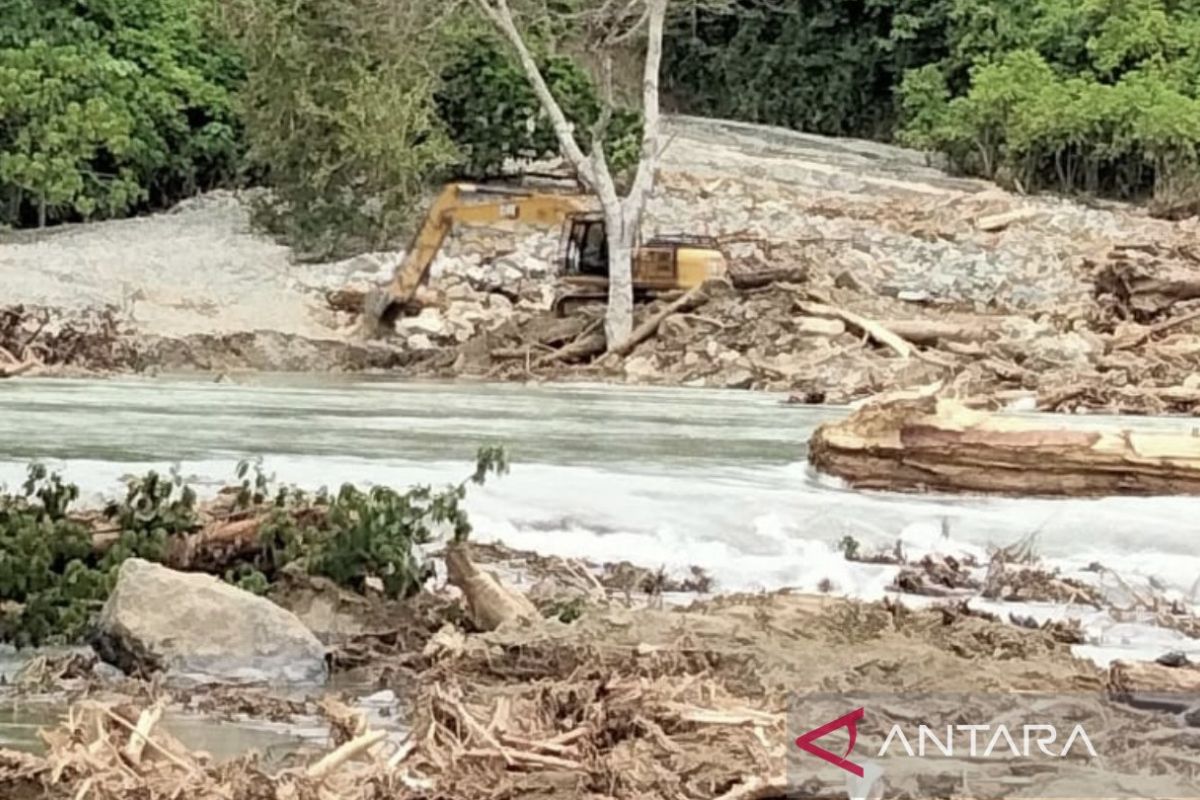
[795,707,865,778]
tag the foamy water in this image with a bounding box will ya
[3,375,1198,665]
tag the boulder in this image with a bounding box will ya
[623,355,659,380]
[396,308,450,339]
[92,559,327,684]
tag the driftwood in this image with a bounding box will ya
[796,300,913,359]
[1109,660,1200,697]
[975,208,1040,232]
[0,345,36,378]
[875,319,994,346]
[810,396,1200,496]
[728,267,807,291]
[1094,249,1200,320]
[445,541,538,631]
[608,280,715,359]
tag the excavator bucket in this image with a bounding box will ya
[362,287,395,324]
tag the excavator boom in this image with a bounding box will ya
[364,183,589,321]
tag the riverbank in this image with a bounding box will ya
[4,117,1199,414]
[3,385,1200,796]
[5,535,1200,799]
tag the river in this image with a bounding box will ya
[2,376,1200,680]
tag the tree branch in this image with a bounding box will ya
[622,0,667,231]
[472,0,598,189]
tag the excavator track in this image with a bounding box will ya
[551,290,608,317]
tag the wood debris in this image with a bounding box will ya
[810,396,1200,496]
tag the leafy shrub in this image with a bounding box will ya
[0,447,507,645]
[898,0,1200,202]
[661,0,954,139]
[0,0,243,227]
[219,0,458,258]
[0,465,101,646]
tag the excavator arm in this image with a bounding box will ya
[363,183,589,323]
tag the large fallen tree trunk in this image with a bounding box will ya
[809,397,1200,496]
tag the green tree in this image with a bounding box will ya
[661,0,955,139]
[220,0,459,258]
[897,0,1200,206]
[0,0,242,227]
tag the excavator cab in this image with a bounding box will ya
[564,214,609,278]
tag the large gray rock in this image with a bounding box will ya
[92,559,327,684]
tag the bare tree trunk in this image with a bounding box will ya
[604,207,634,344]
[473,0,668,352]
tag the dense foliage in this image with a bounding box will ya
[0,448,507,646]
[898,0,1200,203]
[664,0,1200,206]
[218,0,459,257]
[437,30,643,178]
[662,0,954,139]
[6,0,1198,237]
[0,0,243,228]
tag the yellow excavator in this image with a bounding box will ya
[362,182,729,324]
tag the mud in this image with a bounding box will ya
[9,530,1200,800]
[10,587,1194,800]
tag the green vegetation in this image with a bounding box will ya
[897,0,1200,204]
[0,0,243,228]
[665,0,1200,206]
[437,29,642,179]
[6,1,1198,236]
[0,447,507,646]
[0,0,635,248]
[662,0,953,139]
[836,535,862,561]
[219,0,459,257]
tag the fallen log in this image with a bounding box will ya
[809,396,1200,496]
[0,360,35,379]
[975,207,1040,232]
[1108,660,1200,711]
[1095,258,1200,320]
[608,280,716,359]
[796,300,912,359]
[875,319,995,346]
[0,345,37,378]
[445,541,538,631]
[728,267,807,291]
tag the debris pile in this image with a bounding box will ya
[11,576,1200,799]
[0,304,139,376]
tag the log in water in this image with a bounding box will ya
[810,397,1200,496]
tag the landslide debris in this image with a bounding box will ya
[11,590,1200,800]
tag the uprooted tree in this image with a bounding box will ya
[470,0,669,348]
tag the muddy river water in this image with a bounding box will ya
[2,376,1199,752]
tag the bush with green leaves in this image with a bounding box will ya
[0,0,243,227]
[219,0,459,258]
[0,447,508,646]
[662,0,954,139]
[897,0,1200,203]
[0,465,102,646]
[272,445,509,598]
